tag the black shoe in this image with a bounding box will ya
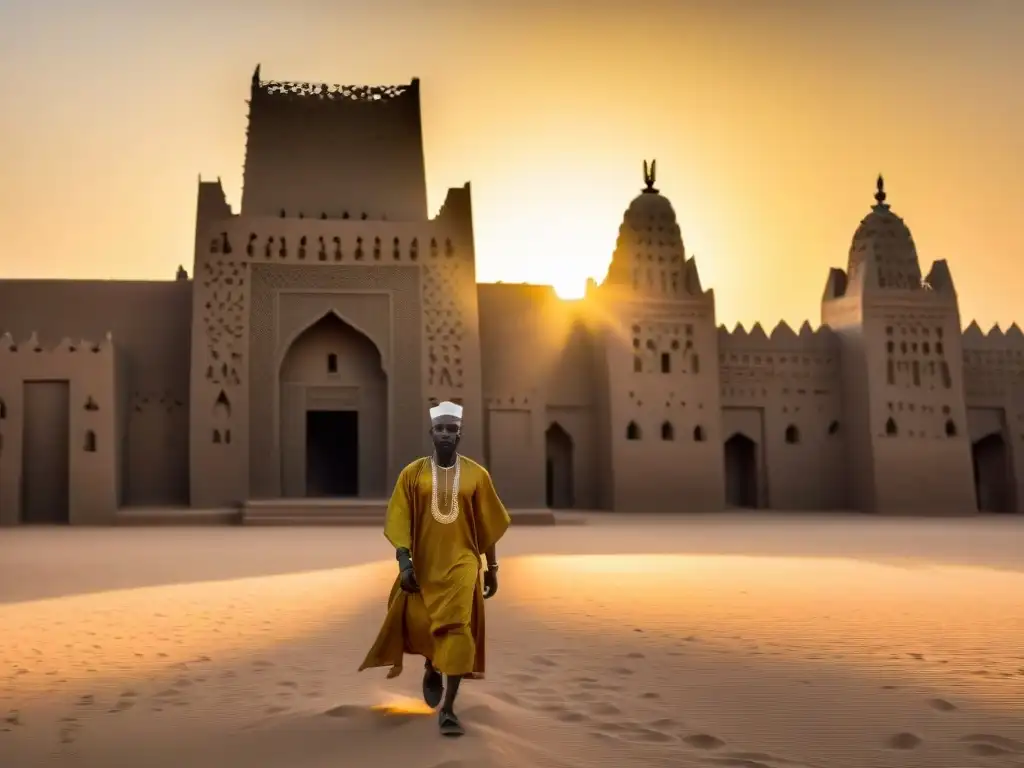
[438,708,464,737]
[422,663,443,709]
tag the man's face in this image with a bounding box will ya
[430,416,461,455]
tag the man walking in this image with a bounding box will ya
[359,401,511,736]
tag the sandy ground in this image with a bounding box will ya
[1,513,1023,768]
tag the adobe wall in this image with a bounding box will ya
[240,74,429,221]
[0,334,120,524]
[602,292,726,512]
[718,321,847,509]
[0,280,192,507]
[190,185,480,505]
[962,322,1024,512]
[477,284,601,509]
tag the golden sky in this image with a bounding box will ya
[1,0,1022,328]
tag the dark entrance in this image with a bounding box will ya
[724,433,759,509]
[21,381,71,523]
[305,410,358,497]
[545,423,575,509]
[972,433,1013,512]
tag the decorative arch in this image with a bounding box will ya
[693,425,706,442]
[626,421,641,440]
[84,430,97,452]
[661,421,675,441]
[945,419,957,437]
[276,309,388,376]
[885,417,898,436]
[784,424,800,444]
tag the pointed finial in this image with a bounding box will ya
[642,159,659,194]
[252,64,261,88]
[873,173,889,209]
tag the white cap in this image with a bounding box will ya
[429,400,463,421]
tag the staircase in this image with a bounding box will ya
[242,498,388,526]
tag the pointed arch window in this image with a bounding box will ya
[784,425,800,444]
[885,417,898,436]
[626,421,641,441]
[661,421,675,441]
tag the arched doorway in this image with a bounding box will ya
[279,312,387,498]
[545,423,575,509]
[724,433,759,508]
[972,433,1013,512]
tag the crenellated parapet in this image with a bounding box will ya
[0,331,114,355]
[717,321,840,404]
[962,321,1024,402]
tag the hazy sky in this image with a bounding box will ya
[1,0,1022,329]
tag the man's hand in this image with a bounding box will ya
[396,548,420,593]
[483,565,498,599]
[399,566,420,593]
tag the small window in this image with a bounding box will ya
[225,429,232,444]
[885,417,898,436]
[944,419,957,437]
[693,425,706,442]
[327,353,338,373]
[785,425,800,444]
[692,354,700,374]
[84,430,97,452]
[634,355,642,373]
[660,353,671,373]
[0,398,5,419]
[213,429,222,444]
[626,421,641,440]
[827,420,840,435]
[661,421,674,441]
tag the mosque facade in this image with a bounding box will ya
[1,67,1022,525]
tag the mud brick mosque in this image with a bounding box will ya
[1,66,1022,525]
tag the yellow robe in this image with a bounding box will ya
[359,455,511,679]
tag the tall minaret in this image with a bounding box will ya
[821,176,974,514]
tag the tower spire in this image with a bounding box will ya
[873,173,889,210]
[642,159,659,194]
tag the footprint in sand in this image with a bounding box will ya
[885,732,922,750]
[529,656,558,668]
[252,660,275,669]
[108,699,135,713]
[639,692,660,700]
[568,691,595,702]
[650,718,678,728]
[325,705,362,718]
[265,705,289,715]
[588,702,621,717]
[927,698,957,712]
[617,725,676,744]
[683,733,725,750]
[958,734,1024,757]
[557,710,589,723]
[277,681,298,689]
[625,652,645,659]
[610,667,634,676]
[506,672,539,684]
